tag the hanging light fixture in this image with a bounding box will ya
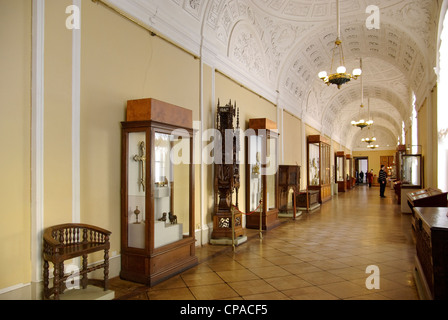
[367,144,379,149]
[351,74,373,129]
[361,126,376,143]
[318,0,362,89]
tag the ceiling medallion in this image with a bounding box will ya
[318,0,361,89]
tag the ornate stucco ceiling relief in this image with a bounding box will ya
[107,0,440,150]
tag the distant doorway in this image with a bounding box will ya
[355,157,369,184]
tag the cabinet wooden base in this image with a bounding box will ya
[120,238,197,286]
[245,210,280,231]
[211,212,244,240]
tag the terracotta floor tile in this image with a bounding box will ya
[147,288,196,300]
[282,286,339,300]
[181,272,224,287]
[249,266,292,279]
[264,275,312,291]
[189,283,239,300]
[228,279,277,296]
[216,268,259,282]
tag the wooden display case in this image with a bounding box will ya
[407,188,448,230]
[245,118,280,231]
[335,151,346,192]
[120,98,198,286]
[400,154,424,213]
[278,165,300,217]
[413,207,448,300]
[307,135,331,203]
[346,154,353,190]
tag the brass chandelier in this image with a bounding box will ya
[351,65,373,129]
[361,126,376,143]
[318,0,362,89]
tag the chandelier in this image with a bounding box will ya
[362,136,377,144]
[361,127,376,143]
[351,72,373,129]
[318,0,362,89]
[367,144,379,149]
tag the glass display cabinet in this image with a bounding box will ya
[346,154,353,190]
[335,151,346,192]
[278,165,300,218]
[245,118,280,231]
[401,154,423,188]
[120,98,197,286]
[307,135,331,203]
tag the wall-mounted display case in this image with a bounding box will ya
[120,98,197,286]
[335,151,346,192]
[307,135,331,203]
[245,118,280,231]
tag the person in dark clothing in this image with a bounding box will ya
[367,169,374,187]
[378,165,387,197]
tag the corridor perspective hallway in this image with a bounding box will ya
[111,185,419,300]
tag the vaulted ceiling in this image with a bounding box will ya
[106,0,441,150]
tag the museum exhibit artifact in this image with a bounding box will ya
[245,118,280,230]
[120,98,198,286]
[278,165,301,218]
[307,135,331,203]
[211,100,244,242]
[335,151,346,192]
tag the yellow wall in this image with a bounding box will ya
[0,0,32,289]
[44,0,73,228]
[418,99,428,188]
[80,1,201,255]
[282,111,302,166]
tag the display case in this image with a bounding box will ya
[278,165,300,218]
[407,188,448,230]
[307,135,331,203]
[400,154,424,213]
[401,154,423,188]
[413,207,448,300]
[120,98,198,286]
[346,154,353,190]
[245,118,280,231]
[335,151,346,192]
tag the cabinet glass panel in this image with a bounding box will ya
[248,135,262,212]
[401,155,422,187]
[265,135,277,211]
[127,131,146,249]
[154,132,191,249]
[321,144,330,185]
[336,157,344,182]
[309,143,320,186]
[346,158,350,181]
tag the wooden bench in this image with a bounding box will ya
[43,223,111,300]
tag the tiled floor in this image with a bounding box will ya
[111,185,420,300]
